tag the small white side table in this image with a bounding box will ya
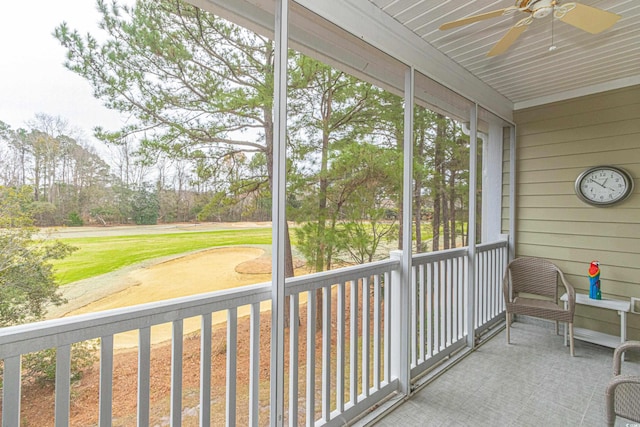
[561,293,630,349]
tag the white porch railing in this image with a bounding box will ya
[0,240,508,426]
[410,247,468,378]
[409,240,508,379]
[474,241,509,333]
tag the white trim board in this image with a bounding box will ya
[514,75,640,110]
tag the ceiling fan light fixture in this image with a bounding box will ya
[522,0,557,17]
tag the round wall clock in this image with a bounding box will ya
[575,166,634,206]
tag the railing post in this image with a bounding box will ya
[390,250,410,394]
[466,103,478,349]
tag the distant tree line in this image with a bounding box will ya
[0,115,268,227]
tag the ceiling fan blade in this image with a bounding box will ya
[439,8,513,31]
[487,20,530,57]
[557,3,621,34]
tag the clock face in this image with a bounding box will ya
[575,166,633,206]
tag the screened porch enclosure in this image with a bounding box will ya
[0,0,520,425]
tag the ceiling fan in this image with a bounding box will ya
[439,0,621,57]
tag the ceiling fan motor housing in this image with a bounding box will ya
[519,0,557,18]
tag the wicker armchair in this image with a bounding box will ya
[502,257,576,356]
[606,341,640,426]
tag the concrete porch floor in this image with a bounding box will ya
[373,321,639,427]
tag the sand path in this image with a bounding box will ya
[57,246,276,348]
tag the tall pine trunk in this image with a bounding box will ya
[314,71,332,330]
[449,169,457,248]
[432,114,446,252]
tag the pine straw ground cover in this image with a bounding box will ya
[11,284,382,426]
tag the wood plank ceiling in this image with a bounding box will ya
[368,0,640,108]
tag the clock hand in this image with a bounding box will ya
[590,178,606,188]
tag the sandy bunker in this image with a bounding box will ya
[65,246,274,348]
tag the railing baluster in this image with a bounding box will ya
[383,271,391,384]
[451,257,458,341]
[460,255,465,339]
[249,304,260,427]
[336,282,345,413]
[446,258,452,346]
[349,279,358,405]
[410,265,417,366]
[501,249,505,307]
[306,290,316,427]
[483,251,489,322]
[440,260,445,348]
[373,274,381,390]
[475,252,480,328]
[443,260,448,347]
[99,335,114,427]
[458,255,463,339]
[55,344,71,427]
[493,249,497,317]
[440,260,446,352]
[497,249,501,313]
[290,295,300,425]
[493,248,498,314]
[497,248,502,313]
[476,252,481,327]
[138,327,151,427]
[2,356,21,427]
[433,261,443,353]
[200,314,212,427]
[171,320,184,427]
[483,250,489,321]
[321,285,331,422]
[484,251,489,324]
[227,308,238,426]
[418,264,425,363]
[426,262,433,358]
[362,276,370,398]
[485,251,490,323]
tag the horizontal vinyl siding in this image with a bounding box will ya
[513,85,640,340]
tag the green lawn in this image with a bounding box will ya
[52,228,272,285]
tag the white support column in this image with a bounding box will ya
[481,123,504,243]
[466,103,478,349]
[270,0,288,425]
[390,66,414,395]
[509,125,517,261]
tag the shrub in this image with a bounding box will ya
[67,212,84,227]
[20,340,98,385]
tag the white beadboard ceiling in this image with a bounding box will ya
[368,0,640,109]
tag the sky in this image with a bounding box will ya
[0,1,125,142]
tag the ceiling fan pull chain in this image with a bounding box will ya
[549,10,557,51]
